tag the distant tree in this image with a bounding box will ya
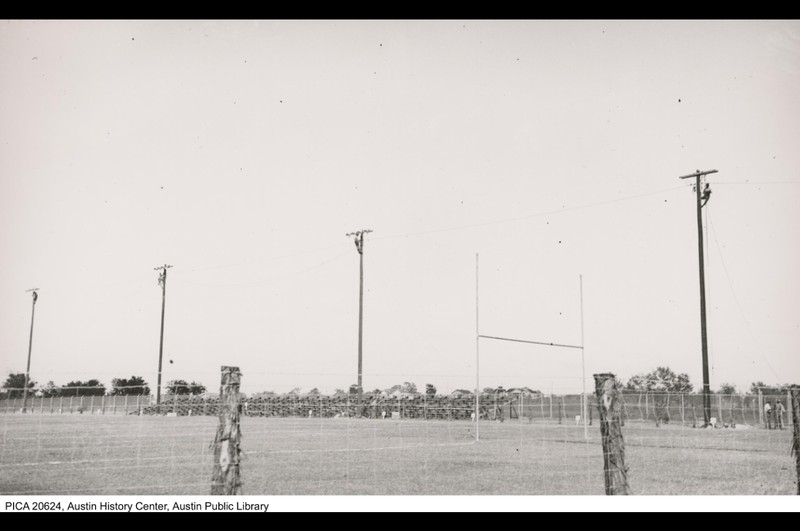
[750,381,787,396]
[307,388,320,395]
[425,383,437,397]
[2,372,37,399]
[251,390,276,399]
[61,379,106,397]
[400,382,417,394]
[166,379,206,395]
[288,387,302,395]
[110,376,150,396]
[625,367,693,393]
[41,381,60,398]
[333,388,346,396]
[718,383,737,395]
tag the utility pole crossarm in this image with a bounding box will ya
[678,169,718,180]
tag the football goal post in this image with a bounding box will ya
[475,253,588,440]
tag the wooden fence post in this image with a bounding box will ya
[594,373,630,495]
[557,396,562,424]
[211,366,243,495]
[790,386,800,495]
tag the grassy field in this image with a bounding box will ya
[0,413,796,496]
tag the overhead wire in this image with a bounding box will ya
[707,208,781,383]
[372,184,687,242]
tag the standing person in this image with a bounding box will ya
[775,399,786,430]
[764,400,773,429]
[494,387,506,422]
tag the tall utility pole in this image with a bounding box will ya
[678,169,716,426]
[154,264,173,410]
[21,288,39,413]
[346,229,372,405]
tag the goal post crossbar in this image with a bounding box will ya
[478,334,582,350]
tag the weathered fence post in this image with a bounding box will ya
[594,373,630,495]
[557,396,563,424]
[211,366,243,495]
[790,386,800,495]
[728,394,735,427]
[680,393,685,425]
[637,393,643,420]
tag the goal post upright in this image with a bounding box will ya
[475,252,480,442]
[580,274,587,441]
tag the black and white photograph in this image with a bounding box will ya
[1,19,799,511]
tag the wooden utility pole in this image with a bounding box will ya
[211,366,243,495]
[678,169,717,427]
[346,230,372,409]
[154,264,172,411]
[594,373,630,495]
[21,288,39,413]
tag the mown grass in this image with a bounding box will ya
[0,413,796,495]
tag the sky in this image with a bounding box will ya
[1,19,798,397]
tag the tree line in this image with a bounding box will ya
[3,366,794,400]
[0,373,205,398]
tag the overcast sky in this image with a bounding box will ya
[1,20,798,397]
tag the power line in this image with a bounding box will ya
[707,211,781,383]
[713,181,800,185]
[171,250,350,289]
[373,185,686,242]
